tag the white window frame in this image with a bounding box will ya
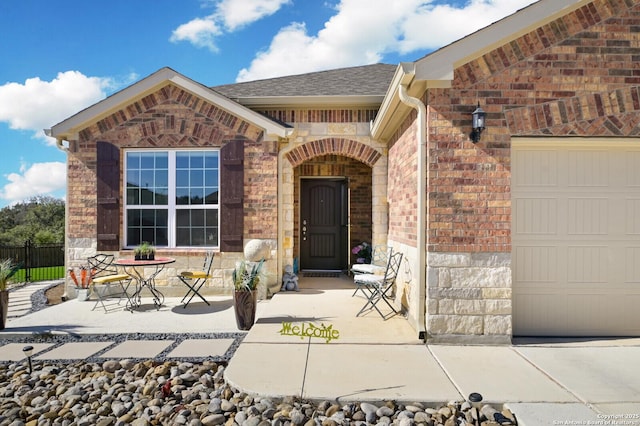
[123,148,220,248]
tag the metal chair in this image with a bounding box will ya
[354,251,403,319]
[351,246,392,296]
[87,254,132,313]
[177,251,215,308]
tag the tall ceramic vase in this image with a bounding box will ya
[233,290,257,330]
[0,290,9,330]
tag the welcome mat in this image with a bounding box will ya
[303,271,342,278]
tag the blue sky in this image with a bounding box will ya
[0,0,535,207]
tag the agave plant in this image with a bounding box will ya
[232,259,264,291]
[0,259,20,291]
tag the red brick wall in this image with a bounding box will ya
[388,110,419,247]
[426,0,640,253]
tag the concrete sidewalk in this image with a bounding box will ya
[2,277,640,424]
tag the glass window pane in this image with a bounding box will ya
[205,171,217,187]
[190,154,204,168]
[140,153,155,169]
[190,188,205,204]
[205,189,218,204]
[204,152,218,168]
[127,189,139,205]
[176,210,189,226]
[176,228,190,246]
[156,154,168,169]
[176,153,189,168]
[141,189,154,205]
[155,189,168,205]
[176,170,189,187]
[155,170,168,187]
[191,210,204,227]
[190,170,203,186]
[176,188,190,205]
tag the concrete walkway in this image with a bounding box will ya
[2,277,640,425]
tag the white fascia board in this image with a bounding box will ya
[415,0,587,80]
[370,63,420,140]
[49,67,289,140]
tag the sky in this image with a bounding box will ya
[0,0,536,208]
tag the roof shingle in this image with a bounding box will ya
[212,63,397,99]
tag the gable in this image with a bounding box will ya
[47,67,289,144]
[371,0,626,140]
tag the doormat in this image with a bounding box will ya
[303,272,342,278]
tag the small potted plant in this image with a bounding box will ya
[232,259,264,330]
[0,258,20,329]
[134,242,155,261]
[68,266,91,301]
[352,242,372,264]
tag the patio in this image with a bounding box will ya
[2,275,418,342]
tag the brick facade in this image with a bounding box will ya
[65,83,275,295]
[418,0,640,342]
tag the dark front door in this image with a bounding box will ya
[300,179,347,271]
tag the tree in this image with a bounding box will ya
[0,197,65,246]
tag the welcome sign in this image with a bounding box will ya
[279,322,340,343]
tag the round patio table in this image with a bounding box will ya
[116,257,175,312]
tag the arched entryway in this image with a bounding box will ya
[281,138,388,273]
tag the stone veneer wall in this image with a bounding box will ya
[427,253,511,343]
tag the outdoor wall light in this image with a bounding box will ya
[468,392,483,426]
[470,103,486,143]
[22,345,33,373]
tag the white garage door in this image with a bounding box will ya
[512,139,640,336]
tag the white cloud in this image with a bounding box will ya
[0,71,113,144]
[170,0,290,51]
[217,0,291,31]
[237,0,537,81]
[170,17,222,52]
[0,162,66,204]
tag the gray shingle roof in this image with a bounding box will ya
[212,63,397,99]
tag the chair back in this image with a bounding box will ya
[382,251,403,287]
[87,254,118,278]
[202,251,215,274]
[371,245,392,266]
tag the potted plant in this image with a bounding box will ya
[0,258,20,329]
[68,266,91,301]
[134,242,155,260]
[232,259,264,330]
[352,242,372,264]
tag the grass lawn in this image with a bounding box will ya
[12,266,65,282]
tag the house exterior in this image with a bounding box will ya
[48,0,640,342]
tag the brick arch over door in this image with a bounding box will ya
[285,138,381,167]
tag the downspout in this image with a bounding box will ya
[398,84,428,341]
[54,136,70,300]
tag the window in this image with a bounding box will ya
[125,150,219,248]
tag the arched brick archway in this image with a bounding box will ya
[285,138,381,167]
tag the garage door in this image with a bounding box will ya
[512,139,640,336]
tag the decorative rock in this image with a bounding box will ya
[0,358,517,426]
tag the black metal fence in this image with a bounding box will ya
[0,240,64,282]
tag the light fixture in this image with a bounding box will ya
[470,103,486,143]
[22,345,33,374]
[468,392,483,426]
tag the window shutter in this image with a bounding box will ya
[96,141,120,251]
[220,139,244,252]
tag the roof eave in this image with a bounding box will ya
[49,67,290,141]
[227,95,386,108]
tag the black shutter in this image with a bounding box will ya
[220,139,244,252]
[96,141,121,251]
